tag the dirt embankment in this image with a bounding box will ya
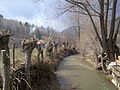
[10,49,78,90]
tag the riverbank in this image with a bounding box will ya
[57,54,117,90]
[82,53,120,89]
[10,48,78,90]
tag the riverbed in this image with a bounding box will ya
[57,54,117,90]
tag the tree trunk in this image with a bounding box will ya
[41,50,44,60]
[12,44,15,68]
[107,0,118,61]
[37,50,40,64]
[108,44,120,61]
[101,55,109,73]
[107,47,115,61]
[24,50,32,90]
[1,46,10,90]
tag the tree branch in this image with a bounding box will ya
[57,5,75,17]
[109,0,118,41]
[87,9,102,46]
[65,0,88,12]
[85,0,100,15]
[98,0,107,49]
[68,9,100,17]
[65,0,102,46]
[104,0,109,37]
[113,19,120,44]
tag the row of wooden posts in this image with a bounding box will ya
[0,36,47,90]
[0,30,76,90]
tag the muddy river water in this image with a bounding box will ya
[57,55,118,90]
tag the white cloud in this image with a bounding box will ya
[0,0,69,31]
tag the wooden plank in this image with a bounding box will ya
[112,66,120,77]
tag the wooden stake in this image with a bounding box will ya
[12,44,15,68]
[1,49,10,90]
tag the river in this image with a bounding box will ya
[57,54,118,90]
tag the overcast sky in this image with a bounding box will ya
[0,0,69,31]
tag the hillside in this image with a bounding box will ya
[0,15,58,47]
[61,26,78,37]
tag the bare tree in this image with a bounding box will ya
[36,39,46,63]
[64,0,120,61]
[21,38,37,89]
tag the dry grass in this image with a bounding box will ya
[9,48,78,90]
[10,48,38,69]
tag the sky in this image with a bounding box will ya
[0,0,69,31]
[0,0,119,32]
